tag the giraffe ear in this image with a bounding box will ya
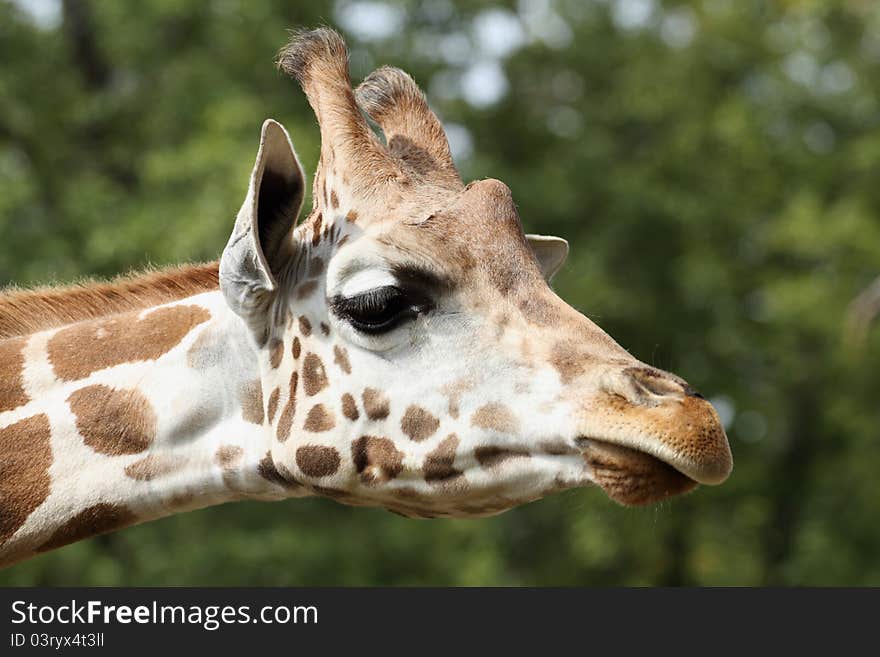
[220,119,305,334]
[526,234,569,282]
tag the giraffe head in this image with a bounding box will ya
[218,29,732,518]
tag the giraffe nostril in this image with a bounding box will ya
[607,366,694,406]
[626,367,682,397]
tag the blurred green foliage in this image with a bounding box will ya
[1,0,878,585]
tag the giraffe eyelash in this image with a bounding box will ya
[329,286,433,335]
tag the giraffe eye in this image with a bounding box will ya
[330,286,432,335]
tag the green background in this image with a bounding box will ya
[1,0,878,585]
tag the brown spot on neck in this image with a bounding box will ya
[0,414,52,544]
[276,371,299,442]
[304,403,335,432]
[48,304,211,382]
[240,380,264,425]
[124,454,182,482]
[362,388,390,420]
[266,387,281,424]
[400,405,440,442]
[352,435,404,485]
[292,337,302,359]
[296,445,340,477]
[424,434,462,483]
[257,452,302,490]
[215,445,244,471]
[0,337,29,413]
[298,316,312,336]
[36,503,136,553]
[345,209,358,223]
[269,338,285,368]
[68,385,157,455]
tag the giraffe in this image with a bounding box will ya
[0,28,732,568]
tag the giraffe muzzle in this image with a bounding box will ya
[574,367,733,504]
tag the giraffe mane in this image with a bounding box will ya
[0,262,219,339]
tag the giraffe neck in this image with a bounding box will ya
[0,291,298,567]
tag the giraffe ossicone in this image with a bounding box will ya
[0,28,732,568]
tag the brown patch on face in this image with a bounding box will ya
[276,371,299,443]
[519,296,560,327]
[304,403,335,432]
[362,388,390,420]
[475,446,530,468]
[308,257,325,278]
[351,435,404,485]
[298,316,312,336]
[0,337,29,413]
[268,338,284,368]
[257,452,301,489]
[302,353,329,396]
[215,445,244,470]
[400,405,440,442]
[345,209,358,223]
[0,414,51,543]
[68,385,157,455]
[48,305,210,381]
[124,454,181,481]
[320,322,330,336]
[549,339,591,385]
[36,503,136,553]
[296,280,319,300]
[471,402,518,434]
[341,393,359,420]
[330,190,339,209]
[424,434,462,483]
[333,345,351,374]
[266,387,281,424]
[292,337,302,359]
[440,379,472,420]
[296,445,340,477]
[493,313,511,341]
[239,379,264,424]
[312,212,323,246]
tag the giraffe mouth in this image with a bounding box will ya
[578,438,698,506]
